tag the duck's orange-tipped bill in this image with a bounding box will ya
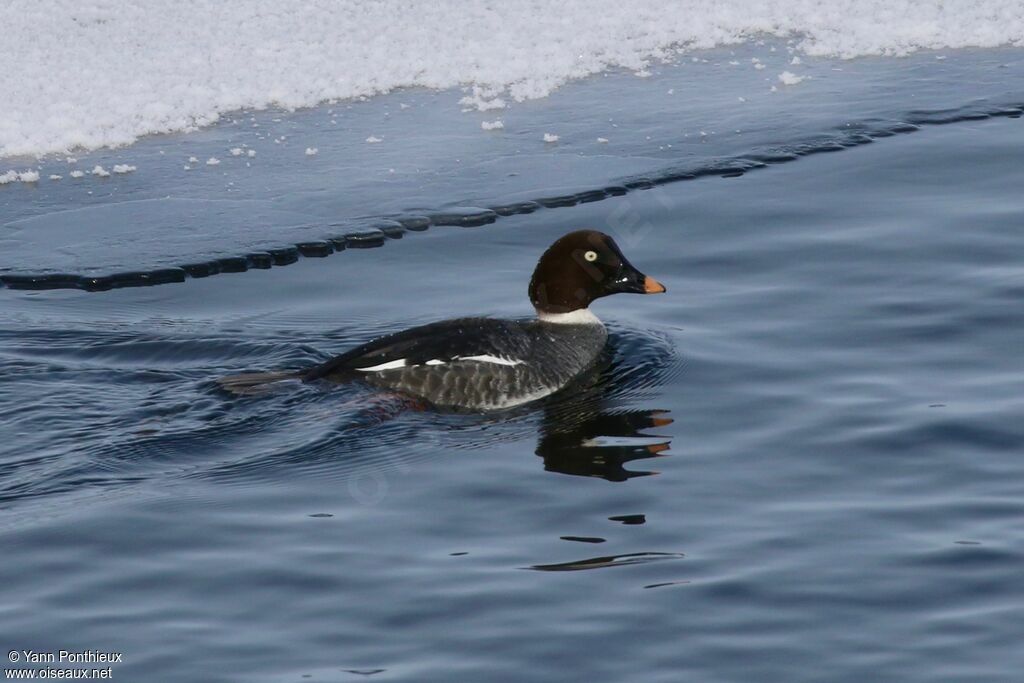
[646,442,670,455]
[643,276,666,294]
[650,416,674,427]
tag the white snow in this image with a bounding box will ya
[112,164,136,173]
[1,169,41,183]
[543,133,560,142]
[596,137,609,143]
[778,71,805,85]
[480,120,504,130]
[91,165,110,177]
[49,174,62,180]
[230,147,244,156]
[1,1,1023,158]
[305,147,318,155]
[365,136,382,143]
[460,86,507,111]
[247,150,257,157]
[0,170,40,184]
[69,170,85,178]
[206,157,220,165]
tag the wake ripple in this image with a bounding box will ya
[0,324,679,508]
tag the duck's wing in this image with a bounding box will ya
[303,317,534,382]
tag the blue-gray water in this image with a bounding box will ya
[2,48,1023,682]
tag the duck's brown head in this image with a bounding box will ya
[528,230,666,316]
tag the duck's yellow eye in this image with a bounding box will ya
[584,250,598,262]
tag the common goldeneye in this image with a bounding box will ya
[222,230,664,410]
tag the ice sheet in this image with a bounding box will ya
[2,0,1023,158]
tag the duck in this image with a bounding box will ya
[221,230,665,410]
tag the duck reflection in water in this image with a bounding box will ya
[536,408,672,481]
[533,353,673,482]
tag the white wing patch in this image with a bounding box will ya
[354,355,522,372]
[354,359,407,372]
[456,354,523,366]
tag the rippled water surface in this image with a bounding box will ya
[2,53,1024,682]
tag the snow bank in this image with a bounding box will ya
[1,0,1022,158]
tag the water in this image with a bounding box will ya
[2,52,1024,681]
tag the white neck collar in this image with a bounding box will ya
[536,308,602,325]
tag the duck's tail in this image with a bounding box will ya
[217,370,303,396]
